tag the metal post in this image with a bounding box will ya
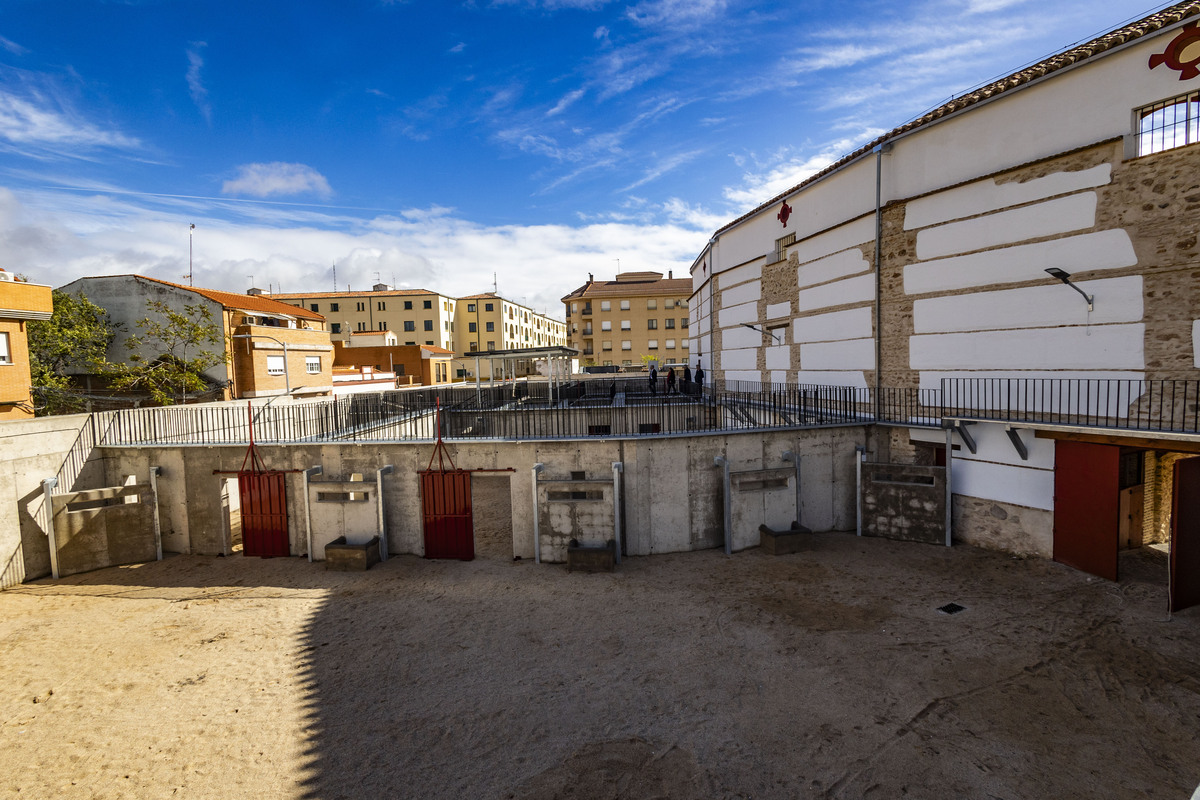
[149,466,163,561]
[782,450,801,528]
[714,456,731,555]
[376,465,394,561]
[41,477,59,579]
[944,428,953,547]
[611,461,623,565]
[303,466,322,562]
[855,445,866,537]
[532,463,545,563]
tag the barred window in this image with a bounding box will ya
[1136,91,1200,156]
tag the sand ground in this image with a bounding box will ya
[1,534,1198,800]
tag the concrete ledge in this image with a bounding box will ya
[567,539,616,573]
[325,536,381,571]
[759,522,813,555]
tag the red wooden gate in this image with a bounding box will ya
[1170,456,1200,612]
[239,470,290,557]
[420,470,474,560]
[1053,440,1119,581]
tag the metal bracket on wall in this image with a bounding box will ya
[1005,426,1029,461]
[953,421,977,455]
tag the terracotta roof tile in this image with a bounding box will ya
[716,2,1200,236]
[562,277,693,302]
[121,275,325,320]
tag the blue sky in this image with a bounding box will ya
[0,0,1167,315]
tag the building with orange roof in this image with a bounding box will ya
[0,270,53,419]
[332,333,455,387]
[59,275,333,401]
[561,271,692,369]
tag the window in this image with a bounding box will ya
[356,302,365,311]
[678,299,687,308]
[647,299,657,309]
[622,360,632,366]
[486,303,494,311]
[310,303,319,312]
[331,323,341,334]
[622,340,632,350]
[444,321,450,331]
[469,322,477,333]
[468,303,476,312]
[356,322,367,331]
[487,340,495,349]
[424,320,433,331]
[681,318,689,329]
[602,340,612,351]
[469,342,478,351]
[377,301,386,311]
[598,320,610,331]
[620,300,630,310]
[647,319,657,330]
[648,339,658,349]
[682,339,689,348]
[266,355,285,375]
[404,321,415,332]
[423,300,432,309]
[620,320,631,330]
[1136,90,1200,156]
[0,332,9,364]
[306,356,321,374]
[330,303,339,312]
[405,341,415,346]
[664,299,674,309]
[378,322,387,330]
[600,300,611,311]
[486,322,495,332]
[404,300,413,310]
[666,339,676,349]
[425,340,434,345]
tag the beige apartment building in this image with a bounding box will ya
[270,287,566,375]
[561,271,692,369]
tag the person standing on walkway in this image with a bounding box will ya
[666,367,676,395]
[683,363,692,386]
[695,362,704,393]
[648,364,658,396]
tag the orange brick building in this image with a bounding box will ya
[0,272,53,419]
[333,333,454,387]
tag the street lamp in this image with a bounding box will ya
[233,333,290,397]
[1044,268,1094,312]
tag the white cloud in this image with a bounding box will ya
[186,42,211,125]
[448,42,466,54]
[722,130,884,210]
[547,89,585,117]
[0,36,28,56]
[0,89,140,153]
[221,163,334,199]
[625,0,726,29]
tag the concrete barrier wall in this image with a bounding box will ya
[0,414,92,588]
[861,462,947,545]
[50,483,158,577]
[99,426,867,564]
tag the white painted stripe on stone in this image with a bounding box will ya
[917,193,1098,261]
[797,247,870,289]
[903,229,1138,295]
[766,301,791,320]
[724,370,761,383]
[1194,320,1200,368]
[791,216,875,266]
[796,273,875,313]
[904,164,1112,231]
[722,262,762,287]
[801,337,875,371]
[795,371,869,390]
[717,300,759,328]
[765,345,790,371]
[721,325,762,350]
[770,370,789,385]
[954,458,1054,511]
[793,306,873,344]
[722,348,759,371]
[910,324,1145,371]
[912,276,1143,333]
[721,280,761,308]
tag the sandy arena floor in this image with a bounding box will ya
[1,534,1198,800]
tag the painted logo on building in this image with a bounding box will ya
[777,201,792,227]
[1149,22,1200,80]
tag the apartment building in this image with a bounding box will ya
[271,285,457,351]
[561,271,693,368]
[454,293,566,353]
[60,275,333,401]
[0,271,53,419]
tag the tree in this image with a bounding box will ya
[27,290,117,415]
[107,299,227,406]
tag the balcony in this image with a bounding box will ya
[581,305,593,316]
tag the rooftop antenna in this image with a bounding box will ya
[186,223,195,286]
[614,258,619,274]
[332,262,337,292]
[373,271,381,287]
[247,274,254,290]
[493,272,497,294]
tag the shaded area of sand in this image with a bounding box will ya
[1,535,1197,799]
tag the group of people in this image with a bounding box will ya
[647,362,703,396]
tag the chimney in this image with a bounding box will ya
[669,270,673,279]
[588,273,593,282]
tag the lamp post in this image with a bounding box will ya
[232,333,290,397]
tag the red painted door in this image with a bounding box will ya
[1170,457,1200,612]
[420,470,474,560]
[1053,440,1119,581]
[239,471,290,557]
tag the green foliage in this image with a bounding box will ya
[27,291,117,415]
[107,300,227,406]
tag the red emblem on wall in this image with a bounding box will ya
[1149,22,1200,80]
[777,201,792,227]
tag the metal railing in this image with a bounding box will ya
[942,378,1200,434]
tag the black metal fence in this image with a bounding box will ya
[942,378,1200,434]
[88,376,1200,447]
